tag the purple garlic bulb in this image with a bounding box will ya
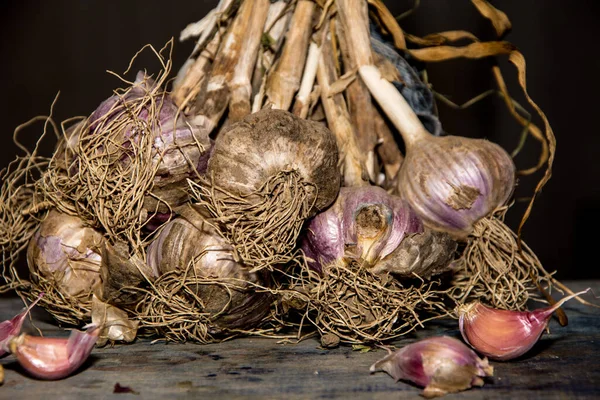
[301,186,456,277]
[398,135,515,238]
[85,71,212,214]
[27,210,104,299]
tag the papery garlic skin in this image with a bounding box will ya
[85,72,212,214]
[301,186,456,277]
[399,136,515,237]
[457,290,589,361]
[146,211,272,331]
[370,336,493,398]
[27,210,104,299]
[9,325,99,380]
[91,295,138,346]
[301,186,422,269]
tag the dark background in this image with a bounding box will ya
[0,1,598,280]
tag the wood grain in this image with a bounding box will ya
[1,281,599,399]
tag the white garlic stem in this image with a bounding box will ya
[358,65,429,146]
[336,0,429,147]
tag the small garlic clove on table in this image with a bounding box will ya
[370,336,493,398]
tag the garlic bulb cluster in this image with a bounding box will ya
[398,135,515,237]
[27,210,104,299]
[301,186,457,278]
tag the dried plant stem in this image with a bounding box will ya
[336,0,428,147]
[251,1,293,110]
[336,15,378,182]
[229,0,270,122]
[470,0,511,38]
[265,0,316,111]
[261,1,294,71]
[316,23,367,187]
[373,108,403,184]
[172,28,223,110]
[192,0,268,131]
[336,0,374,66]
[183,0,236,57]
[366,0,407,49]
[292,41,320,118]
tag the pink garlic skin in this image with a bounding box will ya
[301,186,423,271]
[0,295,43,357]
[370,336,493,398]
[10,325,99,380]
[458,289,589,361]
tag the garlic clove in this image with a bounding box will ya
[91,295,138,346]
[0,293,43,356]
[370,336,493,398]
[9,324,99,380]
[458,289,589,361]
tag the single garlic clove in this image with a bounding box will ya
[91,295,138,346]
[458,289,589,361]
[9,324,99,380]
[0,293,43,356]
[370,336,493,398]
[398,135,516,238]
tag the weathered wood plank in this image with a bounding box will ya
[1,281,599,399]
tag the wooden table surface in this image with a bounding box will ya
[1,280,599,399]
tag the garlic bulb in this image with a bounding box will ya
[85,71,212,213]
[301,186,421,269]
[27,210,104,299]
[370,336,493,398]
[357,65,515,238]
[398,135,515,237]
[458,289,589,361]
[146,209,272,330]
[206,108,340,215]
[301,186,457,278]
